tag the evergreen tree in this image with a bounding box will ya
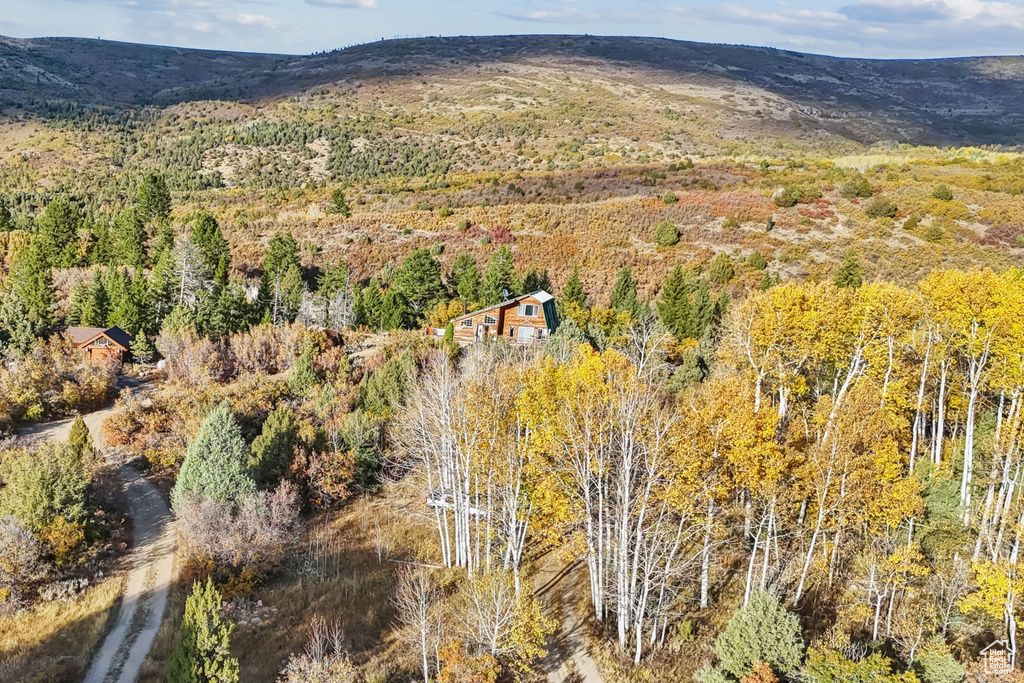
[711,591,804,680]
[7,240,55,336]
[131,334,156,363]
[360,277,385,330]
[0,296,34,353]
[263,232,300,280]
[205,282,249,339]
[274,264,304,324]
[36,196,82,268]
[190,213,230,274]
[449,254,481,305]
[136,172,172,224]
[0,196,13,232]
[288,338,320,395]
[561,265,587,309]
[692,281,714,339]
[318,259,349,297]
[67,281,89,326]
[248,407,299,487]
[107,268,150,336]
[0,441,91,531]
[88,219,114,266]
[68,416,94,462]
[152,223,176,264]
[166,578,239,683]
[82,273,110,327]
[113,208,148,268]
[326,188,351,217]
[162,304,197,334]
[170,401,255,509]
[520,267,552,294]
[610,266,640,316]
[657,266,695,340]
[834,251,864,289]
[715,288,731,321]
[150,247,179,324]
[379,286,410,331]
[481,245,517,305]
[392,248,447,323]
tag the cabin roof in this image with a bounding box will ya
[67,326,133,350]
[452,290,554,322]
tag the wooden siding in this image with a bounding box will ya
[451,294,553,345]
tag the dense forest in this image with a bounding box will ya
[3,33,1024,683]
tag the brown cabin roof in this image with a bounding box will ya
[450,290,555,324]
[67,326,133,350]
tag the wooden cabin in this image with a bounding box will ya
[67,326,133,364]
[432,291,559,346]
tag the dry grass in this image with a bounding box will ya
[140,489,437,683]
[0,574,124,683]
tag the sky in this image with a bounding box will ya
[2,0,1024,59]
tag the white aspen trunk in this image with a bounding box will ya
[935,361,948,465]
[794,469,833,605]
[700,499,714,609]
[910,338,931,468]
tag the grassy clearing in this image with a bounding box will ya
[0,574,124,683]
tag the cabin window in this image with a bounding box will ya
[519,304,539,317]
[460,318,473,328]
[483,314,497,325]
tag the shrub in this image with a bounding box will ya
[746,251,768,270]
[706,253,735,284]
[439,205,451,218]
[903,214,920,229]
[457,217,470,231]
[924,224,945,243]
[662,190,678,204]
[288,337,320,395]
[932,184,954,201]
[865,197,898,219]
[1016,235,1024,248]
[39,516,86,567]
[0,441,91,532]
[834,251,864,289]
[326,188,351,217]
[278,616,356,683]
[174,483,300,576]
[723,217,740,230]
[653,220,680,247]
[913,639,964,683]
[712,592,804,680]
[0,515,44,604]
[839,176,872,198]
[772,188,799,208]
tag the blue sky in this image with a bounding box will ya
[3,0,1024,59]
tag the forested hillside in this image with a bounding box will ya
[1,32,1024,683]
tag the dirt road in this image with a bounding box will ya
[19,388,175,683]
[534,555,604,683]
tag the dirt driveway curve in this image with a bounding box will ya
[19,385,175,683]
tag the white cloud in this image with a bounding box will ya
[665,0,1024,53]
[306,0,378,8]
[223,12,280,29]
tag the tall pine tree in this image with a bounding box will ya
[657,266,696,340]
[482,245,516,305]
[561,265,587,309]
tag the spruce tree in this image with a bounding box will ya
[170,401,254,509]
[288,338,320,395]
[706,253,735,284]
[327,188,351,217]
[692,281,714,339]
[263,232,300,280]
[657,266,695,340]
[190,213,230,275]
[834,251,864,289]
[36,196,82,268]
[0,296,34,353]
[166,578,239,683]
[68,416,94,462]
[379,286,410,331]
[152,223,175,263]
[481,245,516,305]
[610,266,640,316]
[136,172,172,224]
[8,240,55,336]
[318,259,349,297]
[0,196,12,233]
[449,254,481,305]
[393,248,447,321]
[88,219,113,266]
[520,267,552,294]
[67,281,89,326]
[81,272,110,328]
[561,265,587,309]
[360,277,385,330]
[113,208,148,268]
[248,407,299,487]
